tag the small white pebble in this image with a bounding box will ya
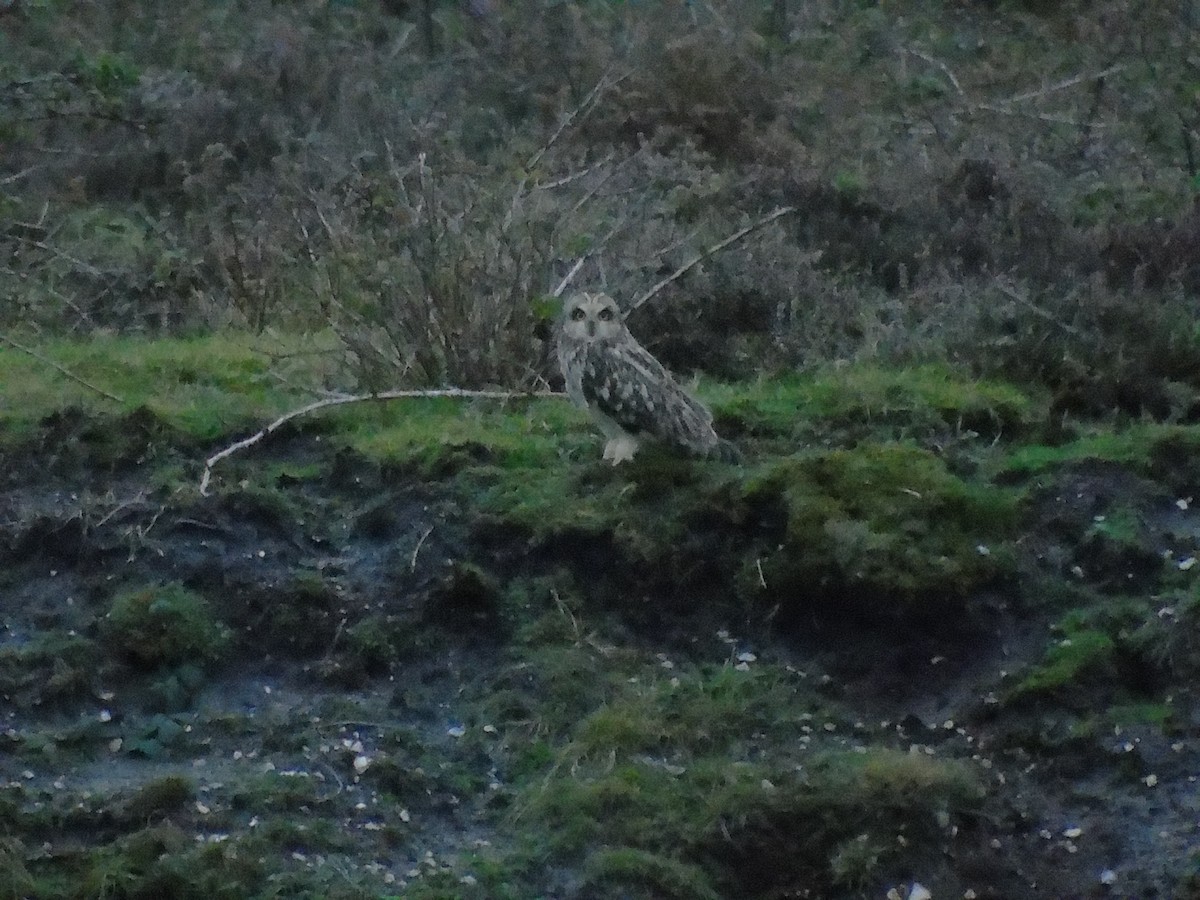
[1180,557,1197,571]
[108,738,123,753]
[908,883,932,900]
[1177,498,1190,510]
[1100,869,1118,885]
[447,724,466,738]
[482,724,497,734]
[736,651,757,663]
[98,710,112,723]
[353,755,372,775]
[964,891,977,899]
[400,809,411,823]
[1144,774,1158,787]
[195,801,210,814]
[734,662,751,672]
[1063,826,1083,839]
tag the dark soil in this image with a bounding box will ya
[2,419,1199,899]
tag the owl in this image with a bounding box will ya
[556,291,736,465]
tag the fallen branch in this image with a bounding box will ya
[630,206,797,311]
[198,387,564,495]
[0,332,125,403]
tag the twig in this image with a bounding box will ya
[534,152,615,190]
[552,211,630,298]
[1,165,41,186]
[552,256,588,298]
[505,68,627,230]
[410,525,434,572]
[199,388,564,495]
[995,284,1082,337]
[905,47,963,96]
[982,64,1125,109]
[524,68,624,174]
[630,206,797,311]
[0,333,125,403]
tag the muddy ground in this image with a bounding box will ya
[2,413,1199,899]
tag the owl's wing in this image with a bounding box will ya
[580,340,719,453]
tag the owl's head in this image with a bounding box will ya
[560,292,626,342]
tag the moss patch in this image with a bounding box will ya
[103,583,229,671]
[742,443,1015,616]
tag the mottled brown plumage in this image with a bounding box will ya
[556,292,735,464]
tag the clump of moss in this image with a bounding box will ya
[1010,629,1117,699]
[581,847,721,900]
[1132,586,1200,679]
[123,774,196,822]
[741,443,1015,617]
[103,583,229,670]
[0,633,103,709]
[524,749,981,898]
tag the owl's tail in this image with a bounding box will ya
[708,438,743,465]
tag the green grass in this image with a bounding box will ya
[1011,629,1117,698]
[709,364,1040,442]
[0,333,330,444]
[743,443,1017,610]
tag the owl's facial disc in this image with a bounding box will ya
[563,292,623,342]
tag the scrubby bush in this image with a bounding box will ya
[2,0,1199,409]
[103,583,229,670]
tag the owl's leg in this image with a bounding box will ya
[607,434,640,465]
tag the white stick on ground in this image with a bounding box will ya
[198,388,564,496]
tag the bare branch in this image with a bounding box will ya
[505,68,628,230]
[552,211,630,299]
[984,64,1125,109]
[552,257,589,299]
[198,388,565,495]
[905,47,963,96]
[524,68,626,174]
[630,206,797,311]
[0,332,125,403]
[995,283,1082,337]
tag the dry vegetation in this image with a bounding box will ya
[3,0,1199,411]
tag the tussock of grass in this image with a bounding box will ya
[710,364,1039,443]
[1011,630,1117,699]
[103,583,229,671]
[743,443,1016,611]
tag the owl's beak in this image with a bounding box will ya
[585,321,596,338]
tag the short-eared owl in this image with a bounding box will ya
[556,291,734,464]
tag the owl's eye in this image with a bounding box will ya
[570,308,586,321]
[598,308,615,321]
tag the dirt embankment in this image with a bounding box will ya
[1,413,1199,898]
